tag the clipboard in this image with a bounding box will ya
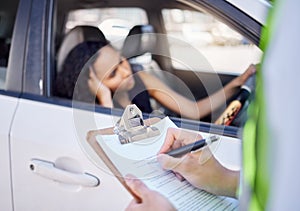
[86,105,161,202]
[87,131,142,202]
[86,105,239,210]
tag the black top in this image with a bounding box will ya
[114,64,153,113]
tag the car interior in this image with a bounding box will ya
[1,0,262,127]
[0,2,19,89]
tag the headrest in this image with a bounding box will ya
[57,25,107,73]
[121,25,156,59]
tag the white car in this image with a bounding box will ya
[0,0,269,210]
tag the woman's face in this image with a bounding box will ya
[92,46,135,92]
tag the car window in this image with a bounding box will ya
[162,9,263,74]
[65,8,148,49]
[0,1,19,90]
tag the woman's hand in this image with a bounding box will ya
[158,128,239,198]
[88,68,113,107]
[231,64,257,88]
[125,175,175,211]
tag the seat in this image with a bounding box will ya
[121,25,178,116]
[122,24,163,74]
[121,24,156,59]
[56,25,107,73]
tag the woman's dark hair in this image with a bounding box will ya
[54,41,108,103]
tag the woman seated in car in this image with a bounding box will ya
[54,41,256,120]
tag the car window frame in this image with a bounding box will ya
[8,0,252,138]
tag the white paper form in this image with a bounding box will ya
[96,117,239,210]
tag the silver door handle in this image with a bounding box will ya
[29,159,100,187]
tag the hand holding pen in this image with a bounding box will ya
[157,128,239,198]
[166,135,219,157]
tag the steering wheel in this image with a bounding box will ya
[216,74,256,127]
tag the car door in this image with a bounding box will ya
[11,99,133,210]
[0,93,19,210]
[8,0,132,210]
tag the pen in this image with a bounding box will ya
[166,135,220,157]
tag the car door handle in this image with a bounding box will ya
[29,159,100,187]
